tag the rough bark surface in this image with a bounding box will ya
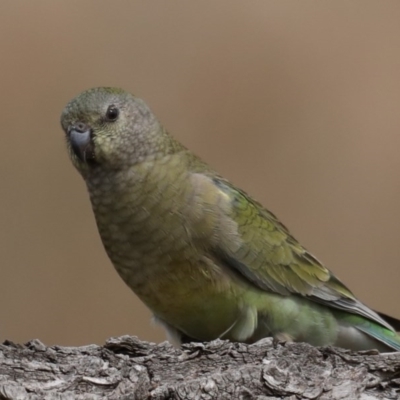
[0,336,399,399]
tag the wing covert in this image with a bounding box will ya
[208,177,393,331]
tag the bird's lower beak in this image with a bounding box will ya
[68,123,96,163]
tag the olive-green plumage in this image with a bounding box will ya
[61,87,400,351]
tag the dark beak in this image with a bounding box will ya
[67,122,96,163]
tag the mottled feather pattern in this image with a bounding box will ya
[61,87,400,351]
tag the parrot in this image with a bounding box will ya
[61,87,400,352]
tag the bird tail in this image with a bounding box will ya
[339,312,400,351]
[356,323,400,351]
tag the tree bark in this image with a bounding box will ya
[0,336,399,399]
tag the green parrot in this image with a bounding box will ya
[61,87,400,351]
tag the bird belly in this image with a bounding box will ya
[124,258,246,341]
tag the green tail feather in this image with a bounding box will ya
[340,312,400,351]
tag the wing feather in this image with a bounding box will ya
[207,176,394,332]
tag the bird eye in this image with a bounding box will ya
[105,105,119,122]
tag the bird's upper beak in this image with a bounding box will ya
[67,122,96,163]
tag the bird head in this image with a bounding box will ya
[61,87,165,174]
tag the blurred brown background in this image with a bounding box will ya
[0,1,399,346]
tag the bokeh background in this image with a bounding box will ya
[1,1,400,346]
